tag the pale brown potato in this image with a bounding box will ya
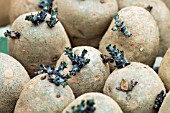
[57,0,118,48]
[8,12,71,78]
[158,91,170,113]
[9,0,40,24]
[158,47,170,90]
[56,46,110,97]
[0,0,11,26]
[103,62,165,113]
[162,0,170,10]
[14,74,75,113]
[117,0,170,56]
[0,53,30,113]
[62,92,123,113]
[99,6,159,71]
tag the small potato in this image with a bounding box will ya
[0,0,11,26]
[99,6,159,71]
[63,92,123,113]
[0,53,30,113]
[103,62,165,113]
[8,12,71,78]
[56,46,110,97]
[9,0,40,24]
[57,0,118,48]
[14,74,75,113]
[117,0,170,56]
[158,47,170,90]
[158,91,170,113]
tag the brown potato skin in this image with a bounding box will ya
[158,91,170,113]
[158,47,170,90]
[117,0,170,56]
[0,0,11,26]
[8,12,71,78]
[56,46,110,97]
[9,0,40,24]
[14,74,75,113]
[63,92,123,113]
[103,62,165,113]
[0,53,30,113]
[57,0,118,48]
[99,6,159,71]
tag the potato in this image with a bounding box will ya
[103,62,165,113]
[0,53,30,113]
[158,47,170,90]
[99,6,159,71]
[9,0,40,24]
[8,12,71,78]
[14,74,75,113]
[57,0,118,48]
[117,0,170,56]
[56,46,110,97]
[158,91,170,113]
[63,92,123,113]
[162,0,170,10]
[0,0,11,26]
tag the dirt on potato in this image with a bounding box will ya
[0,53,30,113]
[8,12,71,78]
[103,62,165,113]
[99,6,159,71]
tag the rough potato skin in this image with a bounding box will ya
[0,53,30,113]
[117,0,170,56]
[14,74,75,113]
[0,0,11,26]
[103,62,165,113]
[99,6,159,71]
[158,47,170,90]
[158,91,170,113]
[63,92,123,113]
[9,0,40,24]
[8,12,71,78]
[57,0,118,48]
[56,46,110,97]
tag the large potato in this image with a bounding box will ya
[63,92,123,113]
[14,74,75,113]
[9,0,40,24]
[57,0,118,48]
[0,53,30,113]
[8,12,71,78]
[158,91,170,113]
[158,47,170,90]
[0,0,11,26]
[56,46,110,97]
[99,6,159,71]
[103,62,165,113]
[117,0,170,56]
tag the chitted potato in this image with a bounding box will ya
[63,92,123,113]
[117,0,170,56]
[9,0,40,24]
[56,46,110,97]
[103,62,165,113]
[57,0,118,48]
[8,12,71,78]
[99,6,159,71]
[158,91,170,113]
[14,74,75,113]
[0,53,30,113]
[158,47,170,90]
[0,0,11,26]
